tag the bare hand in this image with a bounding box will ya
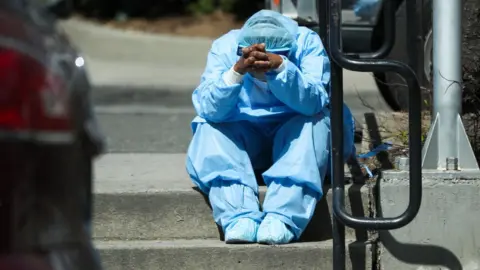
[234,44,268,74]
[252,52,283,72]
[242,44,266,57]
[234,44,284,73]
[243,43,284,72]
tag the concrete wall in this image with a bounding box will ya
[377,170,480,270]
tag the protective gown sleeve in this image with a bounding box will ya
[192,38,244,123]
[265,31,330,116]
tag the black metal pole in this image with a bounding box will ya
[323,0,346,269]
[331,67,347,270]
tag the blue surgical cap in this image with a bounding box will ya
[237,10,299,55]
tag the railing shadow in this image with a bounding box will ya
[375,175,463,270]
[347,184,368,270]
[358,112,462,269]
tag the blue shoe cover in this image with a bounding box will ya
[257,215,295,245]
[225,218,259,244]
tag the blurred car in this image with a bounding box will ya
[0,0,105,269]
[353,0,381,21]
[265,0,433,111]
[371,0,433,111]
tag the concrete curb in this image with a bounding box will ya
[93,153,370,241]
[92,184,369,242]
[96,239,373,270]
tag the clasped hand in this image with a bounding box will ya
[233,43,284,75]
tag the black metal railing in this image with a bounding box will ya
[317,0,424,269]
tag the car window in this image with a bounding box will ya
[265,0,382,28]
[342,0,382,26]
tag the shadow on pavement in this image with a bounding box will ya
[375,179,463,270]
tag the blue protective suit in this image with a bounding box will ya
[186,10,355,244]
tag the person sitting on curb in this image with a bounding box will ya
[185,9,355,245]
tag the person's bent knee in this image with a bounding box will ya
[186,121,257,193]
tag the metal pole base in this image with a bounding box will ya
[422,113,479,170]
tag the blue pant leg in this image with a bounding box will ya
[262,114,331,239]
[186,121,266,231]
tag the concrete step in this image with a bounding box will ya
[96,239,373,270]
[93,153,371,242]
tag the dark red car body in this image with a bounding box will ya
[0,1,104,269]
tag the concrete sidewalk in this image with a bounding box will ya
[59,18,213,91]
[57,18,385,100]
